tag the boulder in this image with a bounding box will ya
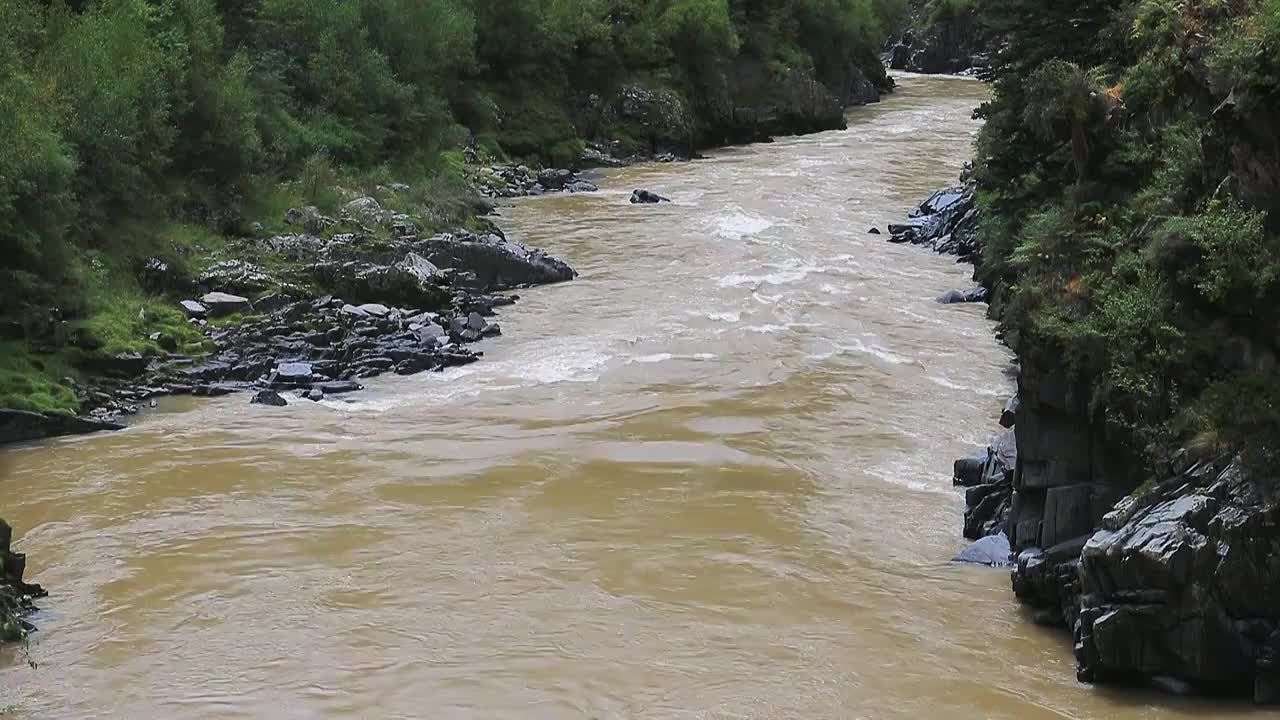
[198,259,278,296]
[200,292,252,318]
[415,231,576,290]
[953,532,1013,567]
[937,289,968,304]
[250,390,288,407]
[314,254,451,310]
[344,196,384,225]
[181,298,208,317]
[270,362,314,386]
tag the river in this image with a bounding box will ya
[0,75,1264,719]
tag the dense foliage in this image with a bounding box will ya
[970,0,1280,480]
[0,0,904,413]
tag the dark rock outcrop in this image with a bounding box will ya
[896,186,1280,703]
[0,520,47,642]
[630,189,670,204]
[0,409,125,445]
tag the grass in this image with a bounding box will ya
[0,342,79,415]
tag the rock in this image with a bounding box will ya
[964,286,989,303]
[200,292,252,318]
[1000,396,1019,428]
[344,196,384,225]
[467,312,486,332]
[314,253,451,310]
[249,390,288,407]
[613,85,694,158]
[568,180,598,193]
[937,289,968,304]
[340,304,369,318]
[953,453,988,487]
[254,293,295,314]
[198,259,279,296]
[180,300,208,319]
[630,189,670,204]
[304,388,325,402]
[0,409,126,446]
[537,168,573,190]
[270,362,314,386]
[952,532,1012,567]
[869,227,882,235]
[316,380,363,395]
[148,332,178,352]
[285,207,305,225]
[416,230,576,290]
[357,303,392,318]
[580,145,626,168]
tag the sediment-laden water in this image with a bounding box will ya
[0,75,1262,719]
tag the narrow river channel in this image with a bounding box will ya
[0,74,1263,719]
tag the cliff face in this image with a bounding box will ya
[894,184,1280,703]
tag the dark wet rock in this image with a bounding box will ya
[180,300,208,319]
[630,189,670,204]
[888,187,978,259]
[303,388,325,402]
[316,380,363,395]
[0,409,125,445]
[415,231,576,289]
[869,227,882,235]
[953,532,1013,567]
[250,389,288,407]
[1000,396,1019,428]
[0,519,48,641]
[200,292,252,318]
[568,180,599,193]
[937,289,968,304]
[953,453,988,487]
[1071,465,1280,701]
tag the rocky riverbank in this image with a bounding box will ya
[2,186,578,446]
[889,187,1280,705]
[0,520,46,643]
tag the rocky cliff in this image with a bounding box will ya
[891,187,1280,704]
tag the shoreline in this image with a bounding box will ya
[888,184,1280,706]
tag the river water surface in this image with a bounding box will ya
[0,75,1263,719]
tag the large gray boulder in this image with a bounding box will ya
[200,292,252,318]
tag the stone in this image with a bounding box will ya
[416,230,576,290]
[340,304,369,318]
[180,300,208,319]
[344,196,384,224]
[1000,396,1019,428]
[937,289,968,304]
[358,303,392,318]
[0,409,126,446]
[316,381,363,395]
[304,388,325,402]
[254,293,295,314]
[630,189,670,204]
[271,362,314,386]
[954,453,988,487]
[200,292,252,318]
[869,227,882,235]
[952,532,1012,567]
[249,390,288,407]
[568,180,598,193]
[467,312,486,332]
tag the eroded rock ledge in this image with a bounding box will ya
[887,187,1280,704]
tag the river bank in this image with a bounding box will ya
[887,184,1280,705]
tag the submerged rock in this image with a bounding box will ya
[630,189,670,204]
[953,532,1013,567]
[249,389,288,407]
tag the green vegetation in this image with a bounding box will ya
[1,0,906,415]
[971,0,1280,482]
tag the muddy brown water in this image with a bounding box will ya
[0,75,1263,718]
